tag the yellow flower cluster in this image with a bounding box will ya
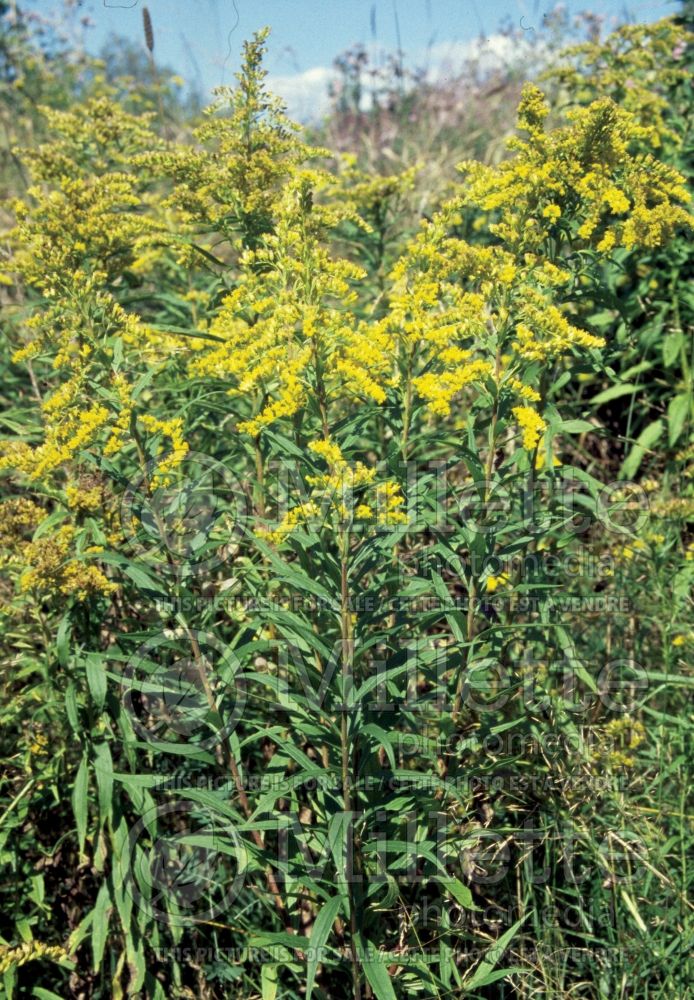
[414,359,494,417]
[190,172,395,437]
[544,18,693,148]
[104,375,135,458]
[379,208,508,419]
[505,376,541,403]
[18,525,115,602]
[0,499,44,569]
[262,501,326,544]
[377,174,614,437]
[612,539,648,561]
[308,439,344,467]
[0,497,115,604]
[140,415,189,488]
[0,941,70,975]
[375,482,409,526]
[27,727,50,757]
[460,85,692,253]
[597,716,646,769]
[0,400,110,481]
[0,93,178,488]
[10,174,154,290]
[0,498,43,540]
[66,483,102,513]
[650,497,694,520]
[147,29,316,250]
[512,406,547,451]
[264,438,407,543]
[486,572,510,593]
[512,293,605,362]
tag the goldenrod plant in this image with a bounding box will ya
[544,12,694,480]
[0,15,692,1000]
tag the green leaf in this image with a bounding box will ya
[620,888,647,934]
[56,615,71,668]
[463,915,526,990]
[306,895,344,1000]
[252,537,334,602]
[463,967,526,989]
[99,553,168,599]
[591,383,638,405]
[620,419,664,480]
[126,933,147,993]
[662,330,684,368]
[65,683,81,735]
[555,625,598,694]
[249,931,302,952]
[4,966,16,1000]
[72,753,89,856]
[436,876,478,910]
[261,964,278,1000]
[123,563,169,598]
[67,910,94,954]
[667,392,690,447]
[93,742,113,823]
[147,323,225,343]
[358,936,397,1000]
[85,653,107,711]
[91,881,112,971]
[558,418,595,434]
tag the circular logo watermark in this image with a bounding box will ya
[121,629,247,750]
[120,451,249,575]
[126,801,247,925]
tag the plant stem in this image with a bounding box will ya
[401,357,413,464]
[253,434,266,519]
[183,623,291,930]
[453,350,501,720]
[340,528,362,1000]
[453,576,477,720]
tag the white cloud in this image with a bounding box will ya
[267,66,337,123]
[421,33,544,82]
[266,33,546,123]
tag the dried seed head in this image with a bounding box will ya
[142,6,154,53]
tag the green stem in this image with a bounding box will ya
[401,359,413,465]
[340,528,362,1000]
[453,576,477,720]
[453,350,501,720]
[182,621,290,928]
[253,435,266,519]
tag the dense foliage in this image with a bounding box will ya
[0,7,692,999]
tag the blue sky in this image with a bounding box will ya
[25,0,678,116]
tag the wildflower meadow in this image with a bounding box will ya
[0,2,692,997]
